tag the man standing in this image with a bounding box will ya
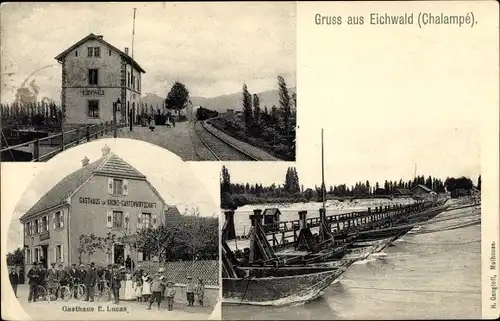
[27,262,40,303]
[9,267,20,298]
[185,276,196,306]
[84,263,97,302]
[57,264,68,300]
[69,264,79,298]
[125,255,132,271]
[46,263,58,301]
[104,264,113,302]
[110,264,122,304]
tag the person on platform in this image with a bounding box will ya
[196,278,205,306]
[186,276,196,306]
[84,263,97,302]
[27,262,40,303]
[164,281,176,311]
[9,267,20,298]
[110,264,123,304]
[149,118,155,131]
[148,273,164,310]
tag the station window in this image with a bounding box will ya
[26,222,31,236]
[94,47,101,57]
[26,248,31,264]
[34,219,39,234]
[88,69,98,85]
[75,51,78,57]
[87,47,93,57]
[87,100,99,118]
[109,49,112,56]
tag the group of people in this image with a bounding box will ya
[25,261,126,303]
[131,268,205,311]
[18,261,206,312]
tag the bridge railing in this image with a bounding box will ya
[1,122,121,162]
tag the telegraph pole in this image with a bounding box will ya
[129,8,137,131]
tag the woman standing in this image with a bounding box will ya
[123,269,135,300]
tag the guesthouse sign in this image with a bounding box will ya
[79,197,157,209]
[81,89,105,96]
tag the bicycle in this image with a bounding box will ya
[59,280,85,301]
[35,284,48,301]
[94,280,111,301]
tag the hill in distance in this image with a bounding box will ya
[141,87,296,114]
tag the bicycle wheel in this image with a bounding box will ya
[37,286,47,301]
[48,288,58,301]
[61,286,71,302]
[99,287,110,301]
[77,285,86,300]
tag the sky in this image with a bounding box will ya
[0,2,296,103]
[4,138,220,252]
[223,1,497,190]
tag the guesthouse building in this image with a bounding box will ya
[19,145,175,273]
[55,33,145,129]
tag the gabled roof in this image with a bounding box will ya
[411,184,433,193]
[20,151,155,222]
[164,206,181,217]
[263,208,281,217]
[54,33,146,73]
[394,188,411,194]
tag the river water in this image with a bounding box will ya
[222,200,481,319]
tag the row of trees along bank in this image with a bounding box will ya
[220,165,481,209]
[1,102,62,127]
[211,76,296,161]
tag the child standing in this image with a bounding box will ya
[141,275,151,303]
[164,281,176,311]
[134,276,142,303]
[148,273,164,310]
[186,276,196,306]
[196,278,205,306]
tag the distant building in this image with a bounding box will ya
[19,145,176,273]
[55,33,145,130]
[411,184,436,200]
[393,188,412,198]
[226,109,234,114]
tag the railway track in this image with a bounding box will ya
[193,120,259,161]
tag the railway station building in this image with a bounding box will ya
[55,33,145,130]
[19,145,175,273]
